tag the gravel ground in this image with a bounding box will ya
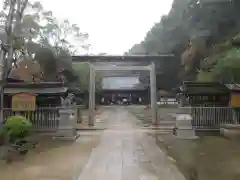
[0,131,102,180]
[154,132,240,180]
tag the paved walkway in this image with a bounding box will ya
[77,107,185,180]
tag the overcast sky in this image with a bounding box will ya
[37,0,173,55]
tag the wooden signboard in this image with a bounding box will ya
[231,93,240,107]
[12,92,36,111]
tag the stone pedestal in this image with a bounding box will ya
[53,108,80,141]
[175,114,198,139]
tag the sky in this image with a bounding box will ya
[36,0,173,55]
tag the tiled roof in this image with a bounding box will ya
[180,81,229,94]
[225,84,240,90]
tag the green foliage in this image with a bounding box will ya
[196,70,215,82]
[72,63,89,90]
[2,116,32,142]
[72,62,102,90]
[212,48,240,83]
[200,47,240,83]
[198,33,240,82]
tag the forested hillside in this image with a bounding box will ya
[127,0,240,90]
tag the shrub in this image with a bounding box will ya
[3,116,32,142]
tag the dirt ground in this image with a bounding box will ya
[154,132,240,180]
[127,105,240,180]
[0,131,102,180]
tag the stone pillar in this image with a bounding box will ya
[88,64,95,126]
[53,108,79,141]
[150,61,157,125]
[175,114,198,139]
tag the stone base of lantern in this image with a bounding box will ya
[53,108,80,141]
[53,128,80,141]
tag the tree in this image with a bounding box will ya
[127,0,240,88]
[72,62,102,91]
[0,0,90,84]
[212,48,240,83]
[3,1,90,55]
[196,47,240,83]
[196,70,215,82]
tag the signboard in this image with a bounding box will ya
[12,92,36,111]
[231,94,240,107]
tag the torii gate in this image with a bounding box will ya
[72,55,174,126]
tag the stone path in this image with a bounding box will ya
[77,107,185,180]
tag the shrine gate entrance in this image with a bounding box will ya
[72,55,174,126]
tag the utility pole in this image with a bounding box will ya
[0,0,28,124]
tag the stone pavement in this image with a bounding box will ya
[77,107,185,180]
[76,108,107,130]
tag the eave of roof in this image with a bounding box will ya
[4,86,68,94]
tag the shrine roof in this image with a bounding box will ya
[4,87,68,94]
[225,84,240,91]
[179,81,229,95]
[4,82,68,94]
[5,82,64,88]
